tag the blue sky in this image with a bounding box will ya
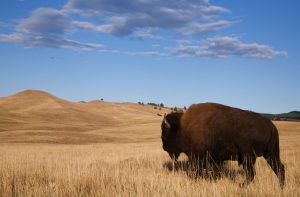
[0,0,299,113]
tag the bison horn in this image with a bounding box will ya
[164,114,171,129]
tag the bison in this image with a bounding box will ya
[161,103,285,188]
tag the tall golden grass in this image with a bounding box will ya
[0,121,299,197]
[1,91,299,196]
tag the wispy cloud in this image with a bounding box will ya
[0,34,24,43]
[172,36,288,59]
[179,20,232,35]
[71,21,113,33]
[0,33,104,50]
[17,8,70,35]
[0,0,288,59]
[0,7,103,50]
[131,28,162,40]
[99,49,166,57]
[64,0,231,36]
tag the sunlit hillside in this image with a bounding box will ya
[0,90,170,144]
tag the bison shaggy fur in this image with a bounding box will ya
[161,103,285,188]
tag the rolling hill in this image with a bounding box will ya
[261,111,300,120]
[1,89,298,144]
[0,90,170,144]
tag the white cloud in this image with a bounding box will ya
[172,36,288,59]
[127,51,166,56]
[64,0,232,36]
[132,28,162,40]
[179,20,232,35]
[72,21,113,33]
[17,8,70,35]
[0,33,104,50]
[0,34,24,43]
[0,0,288,59]
[152,44,161,48]
[99,49,166,57]
[0,7,104,50]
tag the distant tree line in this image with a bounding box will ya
[148,102,165,108]
[138,102,164,108]
[261,111,300,121]
[137,101,188,113]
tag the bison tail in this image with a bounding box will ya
[264,123,285,188]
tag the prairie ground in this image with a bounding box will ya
[0,91,299,196]
[0,121,299,197]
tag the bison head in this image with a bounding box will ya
[161,112,183,161]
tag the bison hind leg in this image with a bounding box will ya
[238,155,243,166]
[265,156,285,189]
[241,155,257,186]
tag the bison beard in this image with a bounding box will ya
[161,103,285,188]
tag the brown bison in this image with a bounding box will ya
[161,103,285,188]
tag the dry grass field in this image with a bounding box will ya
[0,90,299,196]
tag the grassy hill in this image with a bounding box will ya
[1,89,298,144]
[261,111,300,120]
[0,90,170,144]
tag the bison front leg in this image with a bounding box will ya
[188,153,222,180]
[210,160,224,180]
[187,154,206,178]
[241,156,256,186]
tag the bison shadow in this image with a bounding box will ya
[163,160,245,182]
